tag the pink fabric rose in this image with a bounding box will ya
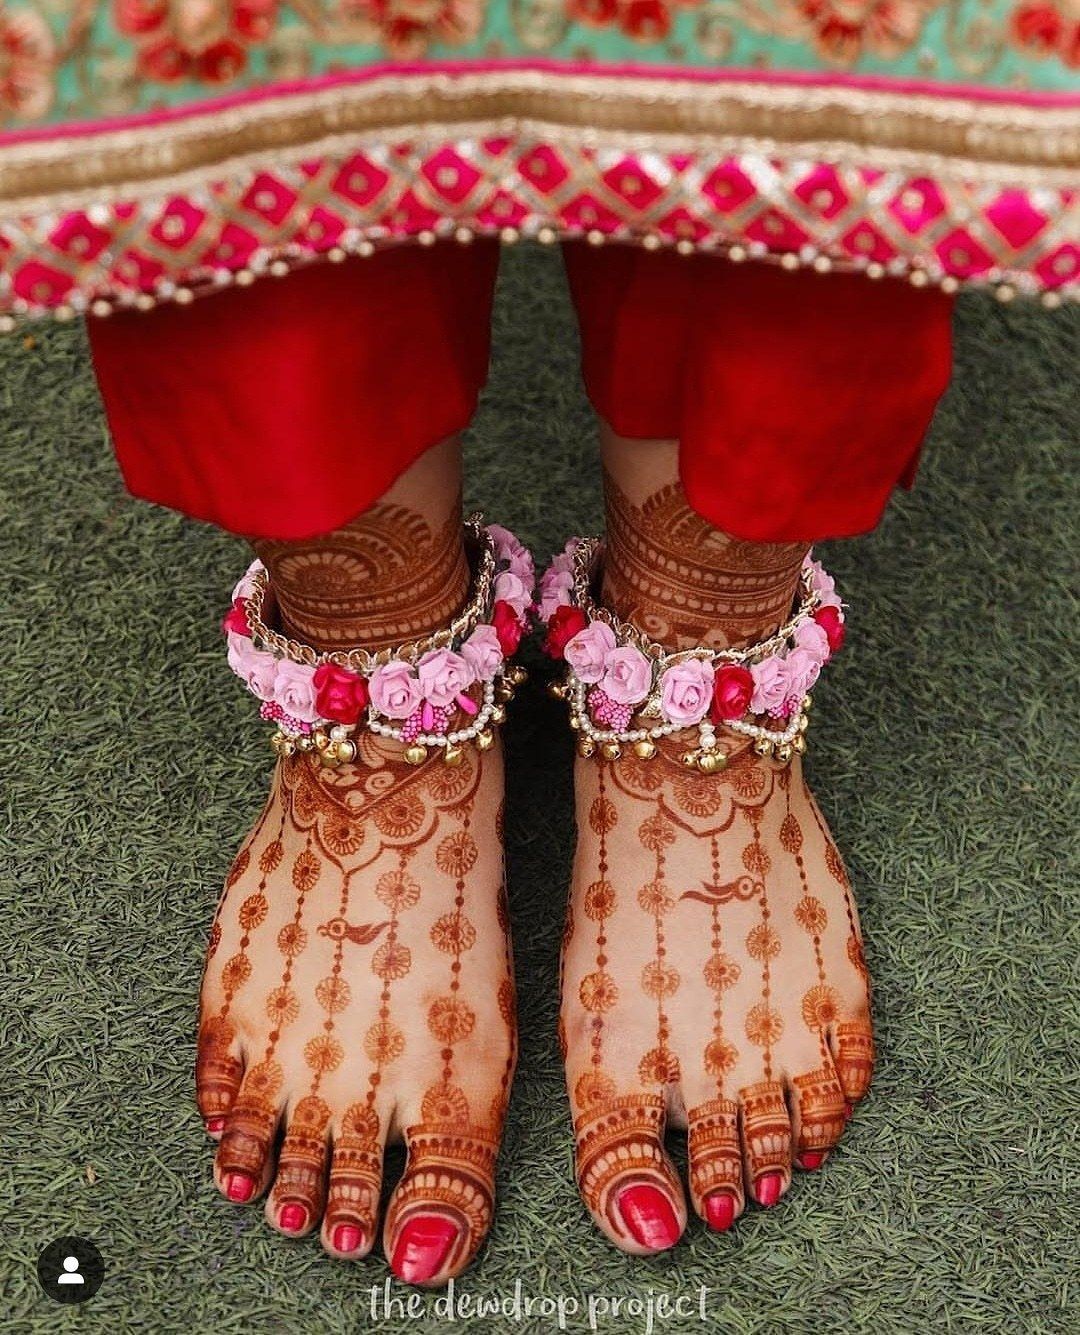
[750,656,789,717]
[231,559,264,604]
[416,648,474,708]
[370,659,423,720]
[564,620,617,684]
[807,558,842,610]
[461,625,503,681]
[794,618,831,664]
[782,648,821,709]
[488,524,533,586]
[660,658,716,726]
[272,659,320,724]
[493,570,532,619]
[600,646,653,706]
[537,565,574,621]
[226,631,278,701]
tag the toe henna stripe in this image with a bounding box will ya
[324,1101,384,1253]
[270,1094,331,1231]
[573,1094,682,1244]
[790,1066,847,1156]
[687,1098,743,1221]
[832,1019,875,1103]
[738,1080,792,1197]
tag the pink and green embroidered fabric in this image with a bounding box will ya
[0,0,1076,321]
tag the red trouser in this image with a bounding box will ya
[88,243,953,544]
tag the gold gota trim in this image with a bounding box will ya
[0,69,1077,208]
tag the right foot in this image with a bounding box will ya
[196,738,515,1286]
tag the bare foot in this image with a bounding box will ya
[196,738,515,1285]
[560,744,873,1253]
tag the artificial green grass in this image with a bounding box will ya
[1,249,1077,1333]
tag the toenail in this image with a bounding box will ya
[797,1151,825,1171]
[391,1215,459,1285]
[703,1191,736,1232]
[226,1173,255,1203]
[332,1223,364,1254]
[616,1184,681,1251]
[755,1172,783,1207]
[204,1116,225,1135]
[278,1203,307,1233]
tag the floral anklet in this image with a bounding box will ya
[538,537,845,771]
[224,517,534,767]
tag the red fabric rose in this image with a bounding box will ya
[492,599,524,656]
[620,0,671,41]
[814,605,846,654]
[543,605,588,659]
[222,596,250,637]
[710,664,754,723]
[313,662,370,725]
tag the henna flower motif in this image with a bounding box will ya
[372,789,425,839]
[801,984,841,1030]
[579,970,619,1013]
[704,1038,739,1077]
[421,1081,471,1125]
[745,923,781,961]
[795,895,828,935]
[221,952,251,991]
[584,879,617,920]
[574,1070,617,1108]
[427,995,476,1044]
[745,1002,784,1047]
[364,1019,406,1063]
[374,869,421,911]
[436,830,479,878]
[636,879,674,915]
[244,1060,284,1099]
[276,922,308,958]
[638,1046,680,1085]
[315,975,352,1014]
[641,960,681,999]
[430,912,478,954]
[265,986,299,1026]
[304,1034,345,1073]
[313,662,369,725]
[0,7,55,120]
[114,0,278,85]
[703,952,742,991]
[238,892,268,931]
[371,939,412,980]
[637,813,676,852]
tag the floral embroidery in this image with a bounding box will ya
[795,0,935,64]
[113,0,279,84]
[0,6,55,119]
[342,0,486,55]
[1009,0,1079,66]
[566,0,701,42]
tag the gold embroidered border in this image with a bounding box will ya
[1,69,1077,212]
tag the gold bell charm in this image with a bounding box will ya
[577,736,596,758]
[753,737,774,758]
[697,750,727,774]
[404,744,428,766]
[601,741,622,762]
[633,739,657,760]
[475,728,495,751]
[548,680,569,701]
[443,745,464,767]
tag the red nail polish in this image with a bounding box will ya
[617,1184,681,1251]
[226,1173,255,1203]
[332,1223,364,1254]
[755,1172,783,1207]
[279,1203,307,1233]
[205,1116,225,1135]
[703,1191,736,1232]
[391,1215,458,1285]
[797,1151,825,1171]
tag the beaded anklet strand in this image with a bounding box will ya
[224,517,534,767]
[537,537,846,772]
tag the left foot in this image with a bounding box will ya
[560,743,874,1253]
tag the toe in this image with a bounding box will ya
[321,1102,386,1260]
[267,1095,332,1237]
[830,1018,875,1106]
[196,1015,244,1138]
[214,1059,284,1205]
[737,1079,793,1208]
[573,1090,686,1255]
[384,1119,501,1286]
[789,1063,846,1170]
[686,1098,744,1231]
